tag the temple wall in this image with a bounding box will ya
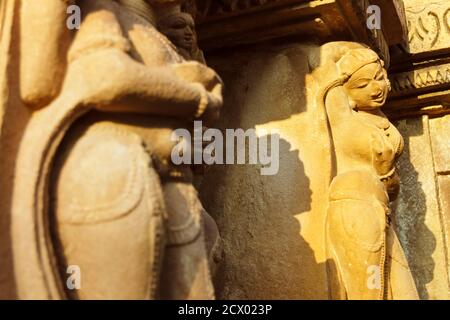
[200,45,332,299]
[385,0,450,299]
[394,115,450,299]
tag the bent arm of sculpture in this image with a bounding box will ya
[324,86,354,128]
[64,47,222,122]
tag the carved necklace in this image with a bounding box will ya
[354,110,402,181]
[355,111,403,155]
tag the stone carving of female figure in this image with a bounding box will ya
[315,42,419,299]
[8,0,222,299]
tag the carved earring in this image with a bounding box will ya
[386,78,392,92]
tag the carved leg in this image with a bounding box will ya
[51,122,166,299]
[159,181,215,300]
[386,223,419,299]
[326,172,388,300]
[327,198,387,299]
[326,170,419,300]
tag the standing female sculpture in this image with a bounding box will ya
[315,42,419,299]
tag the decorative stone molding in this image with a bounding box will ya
[390,62,450,94]
[384,0,450,119]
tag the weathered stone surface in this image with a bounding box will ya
[437,174,450,284]
[430,114,450,292]
[390,63,450,96]
[200,41,419,300]
[318,43,417,300]
[384,0,450,299]
[395,116,450,299]
[371,0,407,45]
[429,114,450,173]
[384,0,450,119]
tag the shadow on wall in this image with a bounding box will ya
[388,6,435,298]
[393,118,436,299]
[198,46,332,299]
[201,135,326,299]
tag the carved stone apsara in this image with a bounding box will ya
[314,42,419,299]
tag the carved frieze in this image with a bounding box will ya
[405,0,450,54]
[390,62,450,94]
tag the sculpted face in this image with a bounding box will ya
[161,12,196,52]
[344,62,390,111]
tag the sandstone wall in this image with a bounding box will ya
[395,115,450,299]
[199,45,333,299]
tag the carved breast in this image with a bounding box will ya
[336,111,403,180]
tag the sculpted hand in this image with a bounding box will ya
[170,61,223,91]
[170,61,223,126]
[200,83,223,127]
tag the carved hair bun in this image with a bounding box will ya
[337,48,380,79]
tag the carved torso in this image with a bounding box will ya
[333,109,403,197]
[335,110,402,174]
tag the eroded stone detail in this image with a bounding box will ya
[384,0,450,118]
